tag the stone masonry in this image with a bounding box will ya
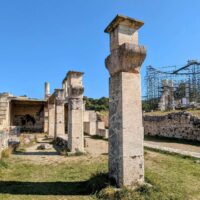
[105,15,146,187]
[48,103,55,138]
[144,112,200,141]
[83,110,108,138]
[47,89,66,139]
[54,89,65,138]
[66,71,84,153]
[158,80,175,111]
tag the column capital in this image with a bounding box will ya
[104,15,146,76]
[105,43,146,76]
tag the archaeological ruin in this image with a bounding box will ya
[1,13,200,193]
[105,15,146,187]
[0,70,108,154]
[0,14,148,190]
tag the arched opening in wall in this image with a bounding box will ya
[10,99,46,133]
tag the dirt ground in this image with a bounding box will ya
[12,135,108,165]
[12,134,200,165]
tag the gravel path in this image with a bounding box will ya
[144,140,200,158]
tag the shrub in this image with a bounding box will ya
[84,96,109,112]
[97,187,115,200]
[1,148,12,158]
[98,187,144,200]
[86,171,109,194]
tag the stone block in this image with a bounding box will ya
[97,129,108,139]
[96,121,105,130]
[84,110,97,122]
[84,122,96,135]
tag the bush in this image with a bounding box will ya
[84,96,109,112]
[1,148,12,158]
[97,187,115,200]
[98,187,144,200]
[86,171,109,194]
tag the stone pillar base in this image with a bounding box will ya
[68,103,84,153]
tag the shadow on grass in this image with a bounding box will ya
[0,172,109,196]
[0,181,89,195]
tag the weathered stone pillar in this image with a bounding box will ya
[62,78,68,99]
[44,105,49,133]
[55,89,65,138]
[159,80,175,111]
[48,103,55,138]
[105,15,146,187]
[67,71,84,153]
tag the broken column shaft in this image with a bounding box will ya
[105,15,146,187]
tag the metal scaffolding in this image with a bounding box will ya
[144,60,200,110]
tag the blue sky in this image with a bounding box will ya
[0,0,200,99]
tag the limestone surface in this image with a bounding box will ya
[105,15,146,187]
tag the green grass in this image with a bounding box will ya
[143,150,200,200]
[0,155,106,200]
[98,149,200,200]
[1,147,200,199]
[143,108,200,118]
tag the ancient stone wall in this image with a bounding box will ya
[143,112,200,141]
[11,103,44,133]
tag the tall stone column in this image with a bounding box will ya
[48,103,55,138]
[67,71,84,153]
[44,106,49,133]
[105,15,147,187]
[55,89,65,138]
[45,82,50,100]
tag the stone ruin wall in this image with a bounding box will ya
[143,112,200,141]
